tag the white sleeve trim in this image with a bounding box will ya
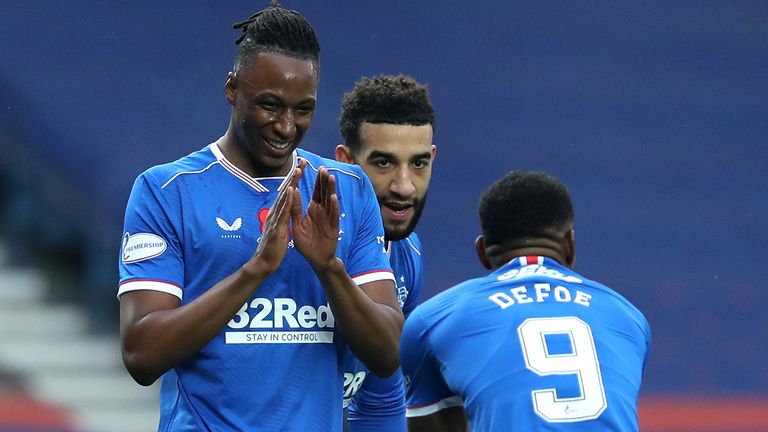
[118,280,183,300]
[406,396,464,418]
[352,270,396,286]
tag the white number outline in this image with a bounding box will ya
[517,316,607,422]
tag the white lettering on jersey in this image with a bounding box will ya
[226,298,335,344]
[343,371,368,407]
[489,284,591,309]
[497,265,582,284]
[256,236,295,248]
[122,232,167,263]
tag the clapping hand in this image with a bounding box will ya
[290,162,340,271]
[251,163,302,274]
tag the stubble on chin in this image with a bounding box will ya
[382,196,426,242]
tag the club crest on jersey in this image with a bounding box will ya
[397,275,409,308]
[122,232,167,263]
[397,285,409,308]
[217,216,243,239]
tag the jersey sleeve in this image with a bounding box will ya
[402,235,424,318]
[346,234,425,429]
[346,171,395,286]
[347,368,406,432]
[401,310,463,418]
[117,172,185,299]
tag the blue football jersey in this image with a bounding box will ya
[118,141,394,431]
[344,234,424,432]
[401,256,651,431]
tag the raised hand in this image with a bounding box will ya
[249,164,303,274]
[291,165,340,271]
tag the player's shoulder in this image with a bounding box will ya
[138,144,217,189]
[410,276,485,324]
[404,232,422,254]
[573,272,651,333]
[297,148,366,184]
[391,232,423,257]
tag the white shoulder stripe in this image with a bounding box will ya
[302,158,361,181]
[117,280,183,300]
[405,237,421,256]
[161,161,220,189]
[406,396,464,418]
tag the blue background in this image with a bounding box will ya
[1,1,766,395]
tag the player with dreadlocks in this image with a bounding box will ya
[118,3,403,430]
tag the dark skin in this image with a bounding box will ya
[120,51,403,387]
[406,227,575,432]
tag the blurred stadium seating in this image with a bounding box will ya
[0,242,159,431]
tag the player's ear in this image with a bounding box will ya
[335,145,354,164]
[475,235,492,270]
[225,71,237,106]
[564,229,576,269]
[430,144,437,161]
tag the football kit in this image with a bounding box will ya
[401,256,651,431]
[345,234,424,432]
[119,141,394,431]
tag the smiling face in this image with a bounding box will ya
[225,51,318,177]
[340,122,435,241]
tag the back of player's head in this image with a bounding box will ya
[479,171,574,247]
[232,1,320,72]
[339,74,435,153]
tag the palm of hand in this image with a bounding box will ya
[291,165,339,270]
[253,180,294,273]
[294,201,338,265]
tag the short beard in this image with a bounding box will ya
[383,193,428,242]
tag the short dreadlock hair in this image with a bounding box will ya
[479,171,574,247]
[339,74,435,153]
[232,1,320,72]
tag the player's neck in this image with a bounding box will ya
[488,245,567,270]
[487,232,574,270]
[383,233,410,250]
[219,130,293,178]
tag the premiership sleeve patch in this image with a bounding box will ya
[122,232,167,263]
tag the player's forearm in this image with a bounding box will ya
[313,258,403,377]
[121,262,271,385]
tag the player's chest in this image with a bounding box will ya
[178,180,354,258]
[389,246,416,310]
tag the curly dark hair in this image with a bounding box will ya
[479,171,574,247]
[339,74,435,153]
[232,0,320,72]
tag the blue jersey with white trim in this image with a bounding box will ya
[118,142,394,431]
[344,234,424,432]
[401,256,650,432]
